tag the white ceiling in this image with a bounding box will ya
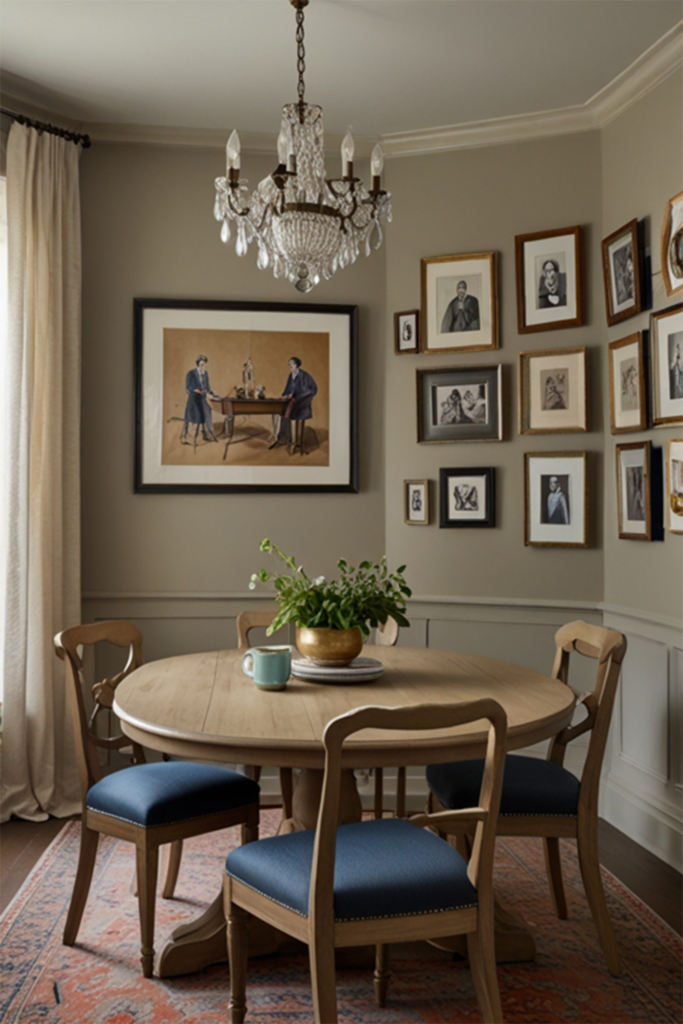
[1,1,681,139]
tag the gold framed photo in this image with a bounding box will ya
[616,441,651,541]
[519,347,588,435]
[608,332,647,434]
[420,251,498,354]
[515,226,582,333]
[524,451,588,548]
[404,479,429,525]
[651,303,683,427]
[601,219,642,326]
[661,191,683,298]
[666,438,683,535]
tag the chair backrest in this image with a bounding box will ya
[549,620,627,815]
[309,699,507,939]
[236,611,277,649]
[53,621,145,800]
[375,617,399,647]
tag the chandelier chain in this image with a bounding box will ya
[296,4,306,108]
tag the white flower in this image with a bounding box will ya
[248,581,256,590]
[313,576,326,586]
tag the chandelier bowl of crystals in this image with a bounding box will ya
[213,0,392,293]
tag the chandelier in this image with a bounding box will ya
[213,0,392,293]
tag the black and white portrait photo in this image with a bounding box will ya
[669,332,683,400]
[453,484,478,511]
[540,474,570,525]
[612,239,635,306]
[411,488,422,512]
[438,276,481,333]
[626,465,645,521]
[541,370,568,411]
[394,310,419,354]
[536,255,567,310]
[619,357,639,412]
[405,480,428,524]
[435,383,488,426]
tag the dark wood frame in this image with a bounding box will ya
[519,346,588,435]
[616,441,652,541]
[439,467,495,528]
[420,251,499,354]
[416,365,502,444]
[608,332,647,434]
[394,310,419,355]
[651,303,683,428]
[524,450,589,548]
[134,298,358,493]
[404,479,429,525]
[515,226,582,334]
[601,219,643,326]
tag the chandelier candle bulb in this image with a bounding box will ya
[341,131,355,178]
[226,130,241,172]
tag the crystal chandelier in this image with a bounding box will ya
[213,0,392,293]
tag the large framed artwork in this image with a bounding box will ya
[515,226,582,333]
[416,365,502,443]
[601,219,642,326]
[650,303,683,427]
[420,252,498,354]
[524,451,588,547]
[134,299,358,493]
[518,347,588,435]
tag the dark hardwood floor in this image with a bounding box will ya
[1,813,681,934]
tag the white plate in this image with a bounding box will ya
[291,656,384,683]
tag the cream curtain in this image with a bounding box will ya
[0,122,82,821]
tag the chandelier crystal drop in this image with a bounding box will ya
[213,0,391,292]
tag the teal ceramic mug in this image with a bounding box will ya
[241,646,291,690]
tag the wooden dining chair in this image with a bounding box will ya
[426,620,627,976]
[370,617,407,819]
[54,620,260,978]
[224,698,508,1024]
[236,610,294,819]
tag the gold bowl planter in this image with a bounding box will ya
[296,626,363,667]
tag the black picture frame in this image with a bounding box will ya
[439,467,495,528]
[134,299,358,493]
[417,365,502,443]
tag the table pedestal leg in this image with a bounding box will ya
[279,768,362,833]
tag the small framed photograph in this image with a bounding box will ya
[519,347,588,435]
[417,365,502,444]
[524,451,588,547]
[601,219,642,326]
[515,226,582,333]
[616,441,651,541]
[666,438,683,534]
[661,191,683,297]
[608,332,647,434]
[420,251,498,354]
[650,303,683,427]
[394,310,419,355]
[439,467,495,528]
[404,479,429,525]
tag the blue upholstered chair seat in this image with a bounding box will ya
[226,817,477,923]
[86,762,260,828]
[427,755,580,818]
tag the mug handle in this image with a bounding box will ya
[242,649,255,678]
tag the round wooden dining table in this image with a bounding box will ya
[114,644,575,977]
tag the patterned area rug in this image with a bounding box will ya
[1,809,681,1023]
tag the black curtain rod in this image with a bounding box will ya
[0,107,91,149]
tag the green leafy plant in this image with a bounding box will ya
[250,539,411,639]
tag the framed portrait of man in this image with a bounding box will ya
[420,252,499,354]
[515,226,582,333]
[601,219,643,326]
[524,451,588,547]
[519,347,588,435]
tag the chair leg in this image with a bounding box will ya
[63,824,100,945]
[543,837,568,919]
[396,767,406,818]
[467,925,502,1024]
[161,840,183,899]
[309,930,338,1024]
[227,898,249,1024]
[135,837,159,978]
[374,768,384,819]
[577,823,621,976]
[280,767,294,820]
[374,943,391,1007]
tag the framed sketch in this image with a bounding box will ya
[616,441,651,540]
[650,303,683,427]
[404,479,429,525]
[134,299,358,493]
[601,219,642,326]
[524,451,588,547]
[666,438,683,534]
[519,347,588,434]
[394,310,419,354]
[515,226,582,333]
[439,467,495,528]
[608,332,647,434]
[417,365,502,444]
[420,251,498,354]
[661,191,683,297]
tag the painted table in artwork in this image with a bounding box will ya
[209,396,288,459]
[114,645,575,977]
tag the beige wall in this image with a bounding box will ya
[601,69,683,620]
[383,132,605,600]
[79,145,387,597]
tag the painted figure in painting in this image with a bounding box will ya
[545,475,570,524]
[269,356,318,453]
[613,242,635,306]
[620,359,639,411]
[626,466,645,522]
[182,355,220,444]
[411,488,423,512]
[441,280,480,333]
[670,338,683,400]
[542,372,567,411]
[440,385,486,426]
[454,484,478,511]
[538,259,567,309]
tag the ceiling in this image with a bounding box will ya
[1,1,681,139]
